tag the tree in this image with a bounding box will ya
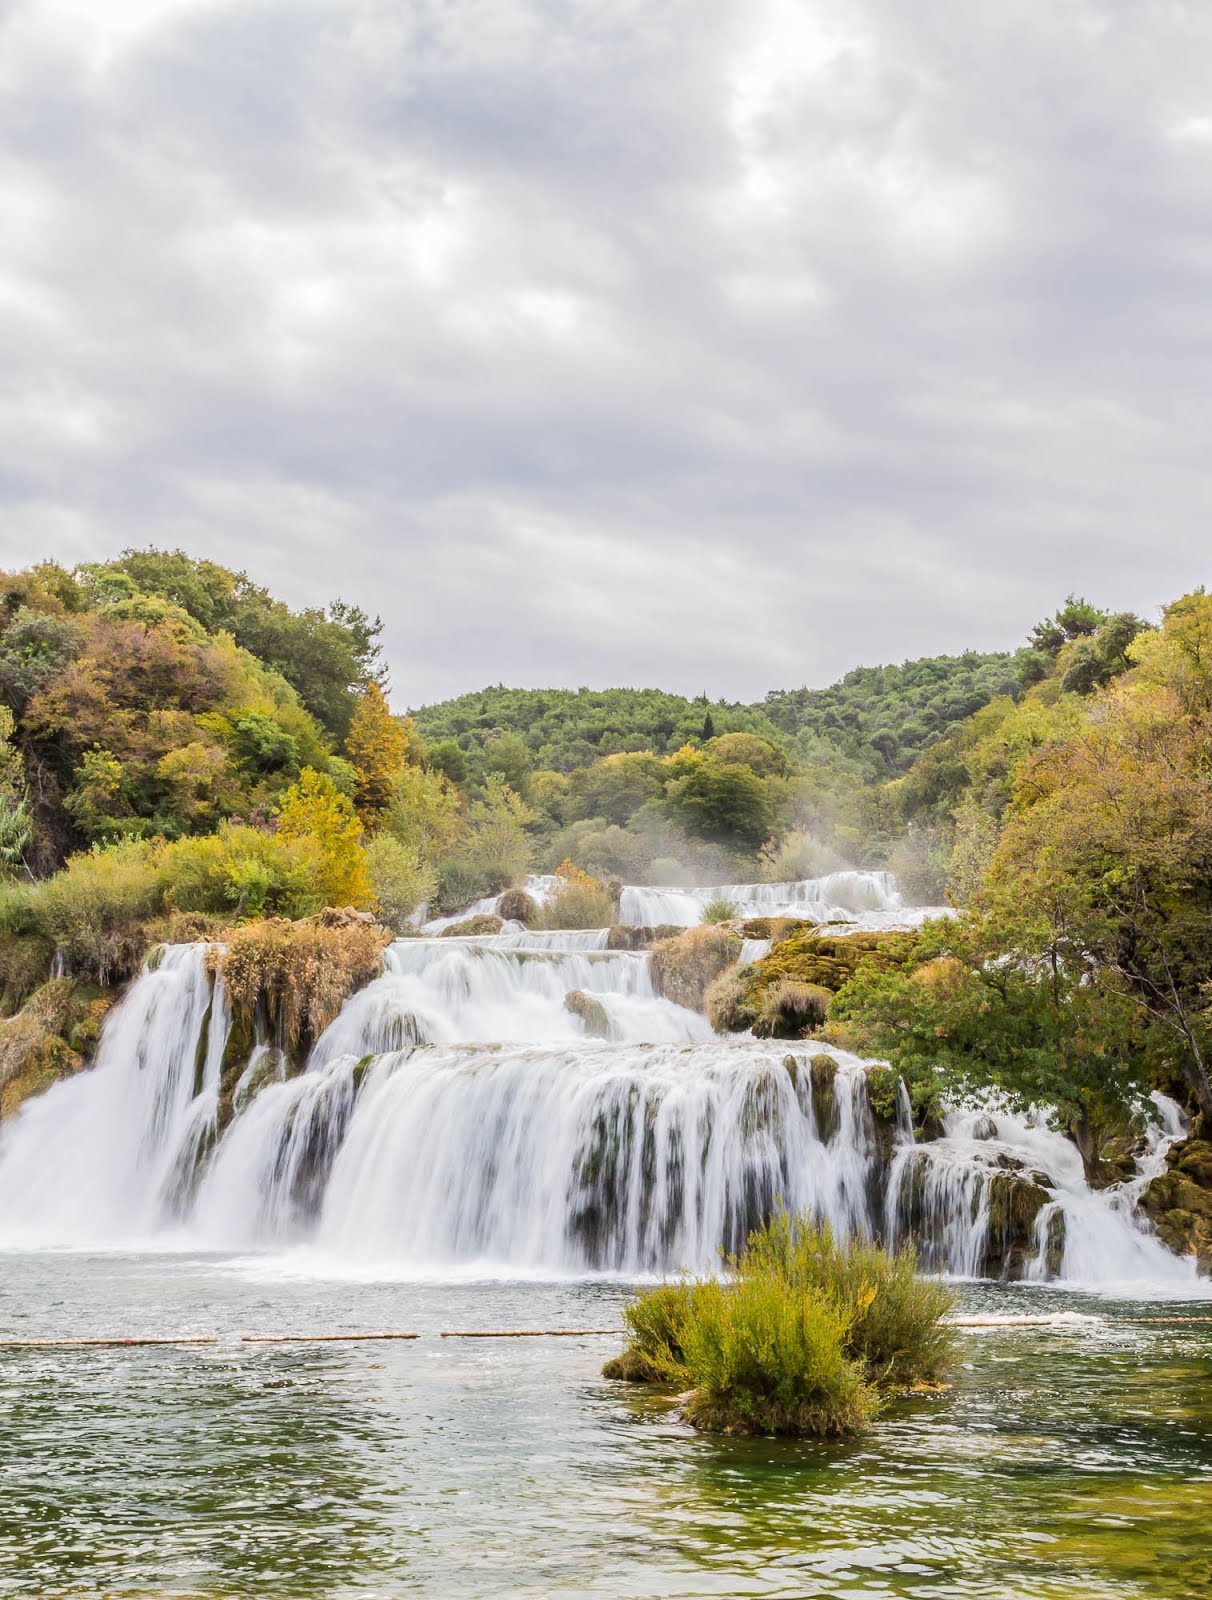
[663,754,775,851]
[346,684,409,827]
[276,768,372,908]
[831,907,1147,1174]
[988,598,1212,1124]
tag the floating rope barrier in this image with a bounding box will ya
[240,1332,420,1343]
[439,1329,621,1338]
[1,1318,1209,1349]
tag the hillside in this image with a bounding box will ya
[408,686,785,774]
[410,650,1023,782]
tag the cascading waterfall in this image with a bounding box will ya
[0,892,1199,1286]
[616,869,940,930]
[0,945,230,1247]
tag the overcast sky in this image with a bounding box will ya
[1,0,1210,707]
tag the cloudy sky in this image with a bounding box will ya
[1,0,1209,707]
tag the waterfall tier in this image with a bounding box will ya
[0,895,1197,1287]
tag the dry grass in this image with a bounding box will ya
[650,925,741,1011]
[209,917,390,1058]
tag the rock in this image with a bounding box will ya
[971,1115,998,1142]
[984,1172,1059,1278]
[495,889,538,925]
[605,924,683,951]
[440,914,503,937]
[809,1054,839,1142]
[565,989,611,1039]
[1141,1138,1212,1273]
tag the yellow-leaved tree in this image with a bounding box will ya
[346,683,412,827]
[276,767,373,908]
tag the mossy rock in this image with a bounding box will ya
[716,929,911,1038]
[601,1347,663,1383]
[1141,1140,1212,1271]
[495,889,538,925]
[441,914,503,937]
[984,1172,1062,1278]
[0,979,115,1122]
[565,989,611,1039]
[809,1054,839,1141]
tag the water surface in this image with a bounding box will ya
[1,1254,1208,1599]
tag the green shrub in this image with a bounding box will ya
[366,834,434,931]
[676,1274,877,1437]
[162,824,326,921]
[740,1214,958,1387]
[701,895,738,924]
[20,841,165,985]
[604,1213,957,1436]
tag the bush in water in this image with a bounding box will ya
[603,1213,957,1437]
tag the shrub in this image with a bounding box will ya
[19,840,165,985]
[537,860,615,930]
[701,895,738,925]
[676,1275,877,1437]
[753,979,831,1039]
[650,925,741,1011]
[162,824,326,921]
[366,834,434,931]
[758,830,845,882]
[604,1213,956,1436]
[705,964,754,1033]
[209,917,390,1060]
[741,1214,958,1387]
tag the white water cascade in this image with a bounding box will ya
[0,893,1200,1288]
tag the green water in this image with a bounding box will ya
[0,1255,1208,1599]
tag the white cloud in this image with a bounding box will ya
[0,0,1209,706]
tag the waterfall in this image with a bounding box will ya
[0,894,1199,1287]
[616,869,941,930]
[0,945,230,1247]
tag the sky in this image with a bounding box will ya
[1,0,1210,708]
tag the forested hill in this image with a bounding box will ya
[758,651,1022,778]
[409,687,785,774]
[409,650,1022,780]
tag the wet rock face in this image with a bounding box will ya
[1141,1138,1212,1273]
[564,989,611,1040]
[984,1172,1064,1279]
